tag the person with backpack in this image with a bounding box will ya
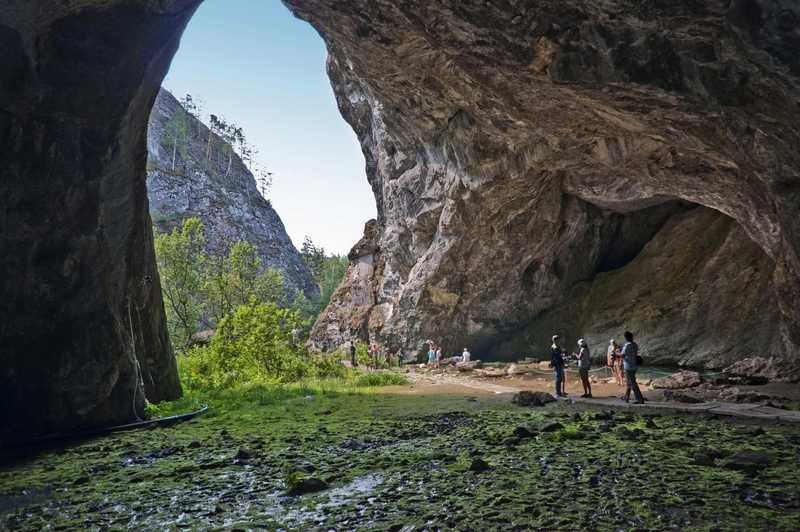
[576,338,592,398]
[620,331,645,404]
[549,335,567,397]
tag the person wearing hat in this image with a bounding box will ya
[576,338,592,398]
[549,335,567,397]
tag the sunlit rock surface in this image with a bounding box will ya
[146,89,317,299]
[299,0,800,367]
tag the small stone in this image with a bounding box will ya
[540,421,563,432]
[722,451,773,472]
[513,423,538,438]
[287,478,329,495]
[235,448,255,460]
[511,391,556,407]
[469,458,491,472]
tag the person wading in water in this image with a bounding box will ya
[620,331,645,404]
[550,335,567,397]
[576,338,592,398]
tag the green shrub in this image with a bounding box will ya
[181,301,310,391]
[310,354,348,379]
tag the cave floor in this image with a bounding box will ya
[2,391,800,531]
[402,368,800,423]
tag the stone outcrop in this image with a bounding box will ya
[297,0,800,368]
[147,89,317,300]
[2,0,800,440]
[0,0,198,442]
[723,356,800,384]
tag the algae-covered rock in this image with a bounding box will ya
[722,451,773,473]
[287,477,329,496]
[469,458,491,473]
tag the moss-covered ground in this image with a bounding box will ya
[2,389,800,530]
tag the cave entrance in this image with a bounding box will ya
[482,202,779,370]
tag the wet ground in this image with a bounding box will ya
[2,391,800,530]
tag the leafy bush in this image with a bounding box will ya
[310,354,348,379]
[180,301,310,391]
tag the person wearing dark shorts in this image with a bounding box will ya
[576,338,592,398]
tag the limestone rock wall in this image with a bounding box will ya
[147,89,318,300]
[297,0,800,366]
[0,0,200,441]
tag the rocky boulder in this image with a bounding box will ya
[723,357,800,384]
[511,391,556,407]
[652,371,704,390]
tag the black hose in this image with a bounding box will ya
[1,405,209,449]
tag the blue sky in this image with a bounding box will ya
[162,0,375,255]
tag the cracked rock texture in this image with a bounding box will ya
[1,0,800,439]
[297,0,800,366]
[147,89,317,300]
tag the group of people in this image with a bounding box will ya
[348,341,397,369]
[549,331,644,404]
[426,340,471,368]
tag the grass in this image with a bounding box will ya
[147,365,410,419]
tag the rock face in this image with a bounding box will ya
[2,0,800,439]
[147,89,317,299]
[0,0,196,442]
[297,0,800,369]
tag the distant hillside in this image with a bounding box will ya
[146,88,318,299]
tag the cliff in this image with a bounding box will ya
[146,89,318,300]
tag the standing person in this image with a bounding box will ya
[577,339,592,398]
[427,344,437,367]
[370,343,380,369]
[620,331,644,404]
[550,335,567,397]
[607,339,623,386]
[435,346,443,369]
[350,342,358,368]
[461,347,471,363]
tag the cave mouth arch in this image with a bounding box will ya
[479,202,779,368]
[2,0,799,443]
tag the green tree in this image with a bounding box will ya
[183,302,310,390]
[204,240,286,324]
[154,217,206,348]
[318,254,348,310]
[300,236,326,284]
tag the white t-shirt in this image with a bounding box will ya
[462,350,471,362]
